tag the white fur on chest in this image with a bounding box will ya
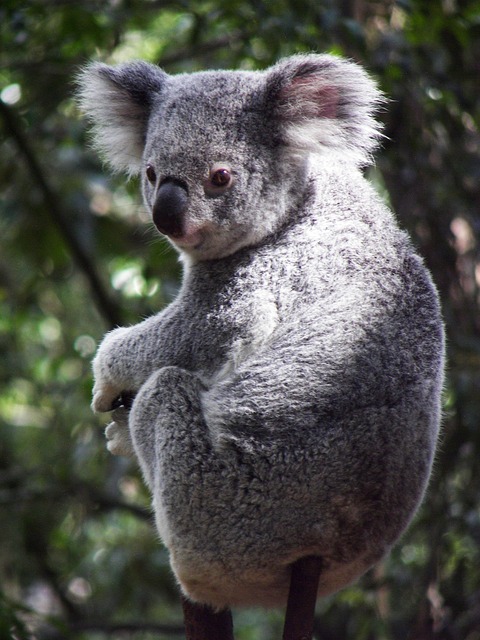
[206,288,279,387]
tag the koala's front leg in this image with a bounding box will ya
[91,316,165,413]
[91,327,137,458]
[92,317,171,458]
[91,326,137,412]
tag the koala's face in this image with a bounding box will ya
[78,55,383,261]
[140,72,300,261]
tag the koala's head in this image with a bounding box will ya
[78,54,383,261]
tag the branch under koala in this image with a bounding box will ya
[182,556,322,640]
[182,597,234,640]
[282,555,323,640]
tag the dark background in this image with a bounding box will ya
[1,1,479,638]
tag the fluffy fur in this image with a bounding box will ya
[78,54,445,609]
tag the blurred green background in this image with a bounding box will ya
[1,1,479,638]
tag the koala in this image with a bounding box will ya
[78,54,444,609]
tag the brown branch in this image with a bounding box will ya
[0,98,123,329]
[182,597,234,640]
[180,557,322,640]
[282,556,323,640]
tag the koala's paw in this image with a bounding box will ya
[105,409,135,458]
[92,383,124,413]
[92,385,137,413]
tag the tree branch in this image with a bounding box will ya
[0,99,123,329]
[282,556,323,640]
[182,597,234,640]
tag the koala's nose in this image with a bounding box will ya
[152,179,189,237]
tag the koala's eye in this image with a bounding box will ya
[210,168,231,187]
[146,164,157,184]
[205,164,233,196]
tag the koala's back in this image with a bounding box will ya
[159,156,442,395]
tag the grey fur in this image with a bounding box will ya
[78,54,445,608]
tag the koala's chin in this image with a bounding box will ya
[167,222,269,263]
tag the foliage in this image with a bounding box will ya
[1,0,480,638]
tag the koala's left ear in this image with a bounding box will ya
[266,54,385,166]
[77,61,167,175]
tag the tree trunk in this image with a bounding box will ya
[182,597,234,640]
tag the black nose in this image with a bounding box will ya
[152,179,188,237]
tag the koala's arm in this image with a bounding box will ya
[91,308,178,413]
[92,314,178,458]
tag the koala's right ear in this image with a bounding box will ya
[76,61,167,175]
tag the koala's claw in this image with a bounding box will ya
[111,390,136,410]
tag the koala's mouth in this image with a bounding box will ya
[169,226,206,250]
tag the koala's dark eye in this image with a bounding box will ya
[146,164,157,184]
[205,164,233,196]
[210,168,231,187]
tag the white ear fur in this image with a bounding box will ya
[268,54,386,166]
[76,61,166,175]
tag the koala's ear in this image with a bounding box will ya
[76,61,167,175]
[266,54,385,166]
